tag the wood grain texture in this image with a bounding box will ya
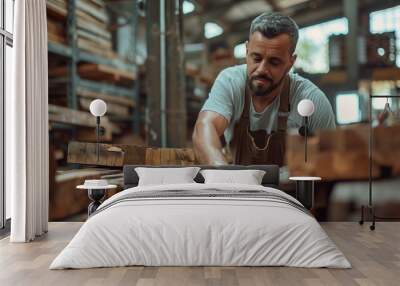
[286,125,400,180]
[0,222,399,286]
[67,142,197,167]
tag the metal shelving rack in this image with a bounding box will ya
[48,0,140,132]
[359,93,400,230]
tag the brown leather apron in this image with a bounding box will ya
[231,76,290,166]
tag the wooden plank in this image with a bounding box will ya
[76,9,107,29]
[286,124,400,180]
[79,97,130,117]
[68,141,147,167]
[49,63,136,84]
[175,148,196,165]
[78,78,134,97]
[145,148,161,165]
[77,21,111,40]
[372,67,400,81]
[48,33,67,45]
[49,104,98,127]
[50,168,120,220]
[160,148,172,164]
[319,70,347,84]
[77,88,135,108]
[47,15,67,45]
[77,29,112,49]
[77,38,118,59]
[48,104,120,140]
[88,0,105,8]
[47,18,65,36]
[373,125,400,171]
[79,63,136,82]
[153,148,196,165]
[76,0,109,23]
[46,0,67,21]
[68,142,198,166]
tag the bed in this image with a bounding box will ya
[50,165,351,269]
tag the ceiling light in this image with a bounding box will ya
[204,22,223,39]
[183,1,195,14]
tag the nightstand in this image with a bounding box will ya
[77,184,117,216]
[289,176,321,210]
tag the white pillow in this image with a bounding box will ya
[135,167,201,186]
[200,169,266,185]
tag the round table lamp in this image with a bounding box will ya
[297,99,315,162]
[89,99,107,162]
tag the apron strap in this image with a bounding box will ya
[242,84,251,119]
[277,76,291,132]
[239,76,291,134]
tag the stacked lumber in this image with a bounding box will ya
[76,0,117,58]
[48,63,136,120]
[50,168,121,220]
[286,124,400,181]
[145,147,197,165]
[48,104,121,141]
[68,141,198,167]
[47,0,67,21]
[46,0,118,59]
[47,0,67,44]
[49,63,136,85]
[79,63,135,84]
[48,18,67,45]
[77,88,134,118]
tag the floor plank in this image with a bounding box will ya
[0,222,399,286]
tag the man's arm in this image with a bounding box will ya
[192,111,229,165]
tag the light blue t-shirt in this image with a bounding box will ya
[201,64,336,144]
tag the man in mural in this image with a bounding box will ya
[192,12,335,166]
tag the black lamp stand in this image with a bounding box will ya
[96,116,100,162]
[304,116,308,162]
[359,94,400,230]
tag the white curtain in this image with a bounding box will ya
[7,0,49,242]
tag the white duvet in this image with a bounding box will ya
[50,183,351,269]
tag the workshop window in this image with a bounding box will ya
[370,5,400,67]
[336,93,361,125]
[295,18,348,74]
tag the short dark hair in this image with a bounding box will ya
[250,12,299,54]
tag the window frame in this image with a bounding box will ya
[0,0,13,231]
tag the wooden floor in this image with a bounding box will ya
[0,222,399,286]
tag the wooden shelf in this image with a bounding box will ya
[78,79,134,98]
[372,67,400,81]
[48,104,121,141]
[48,42,137,73]
[46,0,67,21]
[79,63,136,84]
[48,41,72,58]
[314,66,400,85]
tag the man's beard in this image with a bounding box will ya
[248,73,286,97]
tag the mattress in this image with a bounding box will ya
[50,183,351,269]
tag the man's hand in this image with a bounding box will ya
[192,111,229,165]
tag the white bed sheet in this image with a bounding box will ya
[50,183,351,269]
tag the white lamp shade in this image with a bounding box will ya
[297,99,315,117]
[89,99,107,117]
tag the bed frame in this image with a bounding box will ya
[123,165,279,189]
